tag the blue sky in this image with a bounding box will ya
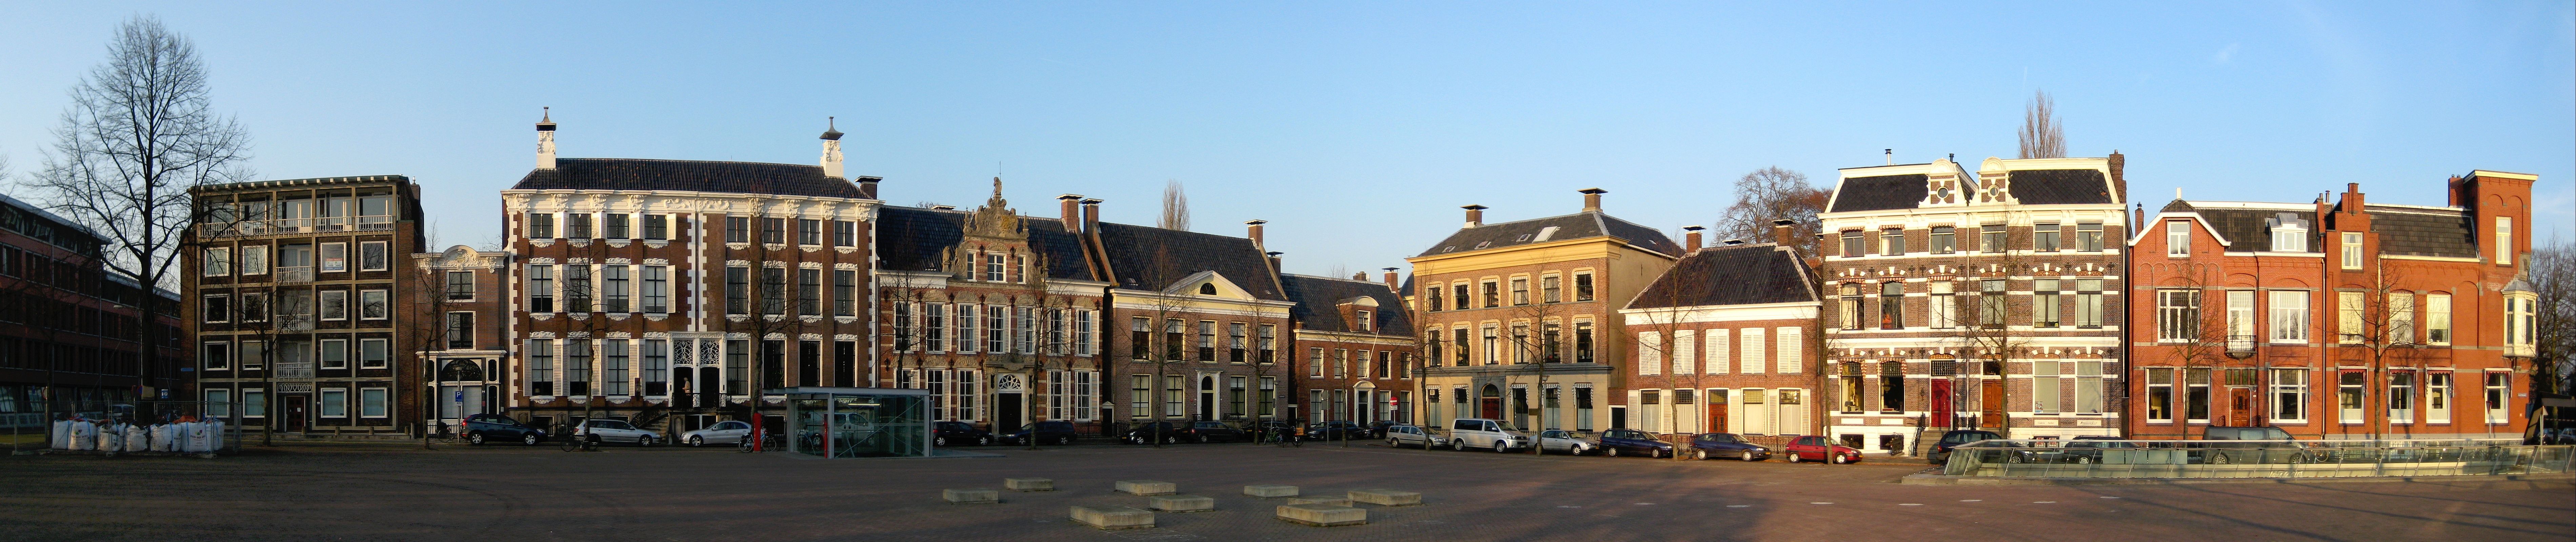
[2,2,2569,276]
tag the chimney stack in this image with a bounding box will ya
[2343,183,2364,213]
[857,176,881,200]
[1059,194,1084,230]
[1462,205,1488,228]
[1884,148,1893,165]
[1081,198,1104,234]
[1244,220,1267,247]
[1682,225,1705,254]
[1722,239,1746,246]
[535,107,557,170]
[1353,272,1367,280]
[1579,188,1607,212]
[1266,251,1283,274]
[1771,219,1795,246]
[1383,268,1400,290]
[2107,150,2126,203]
[819,117,846,178]
[2132,204,2145,230]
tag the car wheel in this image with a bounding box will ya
[1494,441,1509,453]
[468,432,486,445]
[1606,446,1619,458]
[2075,456,2092,464]
[1693,449,1708,460]
[1788,452,1802,463]
[2210,453,2232,465]
[1832,454,1849,464]
[690,436,704,447]
[522,433,541,446]
[1162,436,1178,445]
[2007,453,2025,464]
[640,436,657,447]
[935,436,949,446]
[1742,451,1757,461]
[1388,438,1401,448]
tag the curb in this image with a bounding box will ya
[1900,472,2576,485]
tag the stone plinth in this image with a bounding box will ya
[1006,478,1055,492]
[1147,495,1216,512]
[1275,503,1368,526]
[942,488,999,504]
[1243,484,1299,498]
[1070,506,1155,530]
[1115,480,1177,496]
[1286,497,1352,507]
[1348,488,1423,506]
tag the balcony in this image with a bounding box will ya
[358,215,394,231]
[2226,335,2257,358]
[276,266,314,284]
[275,361,315,379]
[276,315,315,332]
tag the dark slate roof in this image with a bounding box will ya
[512,158,867,199]
[1280,274,1414,336]
[2004,169,2118,205]
[874,206,1094,279]
[2165,201,2322,253]
[1827,174,1928,213]
[1625,244,1816,309]
[2367,206,2477,258]
[1096,222,1286,300]
[1415,212,1681,258]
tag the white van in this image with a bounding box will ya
[1447,418,1532,452]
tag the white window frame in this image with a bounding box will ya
[242,245,269,275]
[2146,368,2172,423]
[2270,223,2306,252]
[2032,360,2060,414]
[359,241,389,271]
[2269,290,2308,343]
[2269,368,2308,423]
[2425,293,2452,346]
[204,247,232,276]
[2484,372,2510,424]
[319,388,348,418]
[318,338,349,369]
[2496,217,2512,265]
[319,290,349,321]
[2340,232,2364,269]
[2427,372,2452,424]
[361,338,389,369]
[359,289,389,320]
[2388,370,2416,424]
[361,388,389,418]
[2166,220,2190,256]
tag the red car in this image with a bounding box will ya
[1781,435,1864,464]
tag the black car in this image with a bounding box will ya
[1124,421,1187,444]
[1927,429,2005,464]
[1180,421,1248,443]
[1251,420,1300,441]
[1687,432,1772,461]
[1306,420,1369,441]
[933,421,994,447]
[2004,436,2136,464]
[463,413,548,446]
[1000,420,1082,446]
[1365,420,1400,439]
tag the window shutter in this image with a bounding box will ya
[1740,329,1765,374]
[1636,332,1662,375]
[1707,329,1730,374]
[1672,330,1696,375]
[1775,327,1803,374]
[1626,390,1643,430]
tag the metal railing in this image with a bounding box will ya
[2225,334,2256,356]
[1942,439,2574,479]
[196,216,395,237]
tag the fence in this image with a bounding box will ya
[1941,439,2576,479]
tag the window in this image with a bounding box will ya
[598,213,628,239]
[2076,222,2104,251]
[603,265,630,313]
[2507,294,2538,356]
[833,270,856,317]
[204,389,232,418]
[360,388,387,418]
[1542,274,1561,303]
[799,219,823,245]
[1481,326,1500,365]
[1426,283,1444,311]
[527,339,554,396]
[1879,282,1904,330]
[1196,320,1216,361]
[604,340,630,395]
[1883,228,1905,256]
[1840,231,1863,257]
[2167,221,2190,256]
[320,242,347,272]
[1256,323,1273,363]
[1127,317,1150,359]
[2427,372,2452,424]
[2076,279,2104,328]
[1130,374,1150,418]
[203,295,230,324]
[2337,291,2365,343]
[2425,293,2451,345]
[2270,221,2306,252]
[1164,375,1184,417]
[2341,232,2363,269]
[2034,279,2061,328]
[446,271,475,300]
[2077,360,2102,414]
[2389,371,2417,424]
[1451,284,1469,311]
[643,266,669,313]
[724,216,749,243]
[2486,372,2510,423]
[242,245,268,275]
[1335,349,1350,378]
[798,268,822,316]
[1541,323,1562,363]
[1229,322,1248,362]
[1929,281,1957,329]
[1511,278,1529,305]
[360,289,388,320]
[320,290,349,320]
[2338,371,2364,424]
[1930,226,1955,254]
[566,340,593,396]
[1880,362,1904,413]
[1978,279,2006,329]
[2257,290,2304,343]
[2032,360,2059,414]
[643,340,669,395]
[2496,217,2512,265]
[238,341,266,371]
[2035,223,2060,251]
[2156,289,2199,342]
[204,247,232,276]
[358,242,388,271]
[644,214,669,240]
[2388,292,2416,345]
[527,212,556,238]
[243,389,266,418]
[1355,310,1373,332]
[1574,273,1594,301]
[1450,328,1469,366]
[724,267,749,315]
[1980,225,2007,253]
[2186,368,2211,422]
[1838,363,1863,413]
[1575,321,1595,363]
[761,267,786,315]
[2270,369,2307,422]
[1482,281,1499,308]
[761,217,787,244]
[565,213,592,238]
[201,341,231,370]
[445,312,474,349]
[1308,347,1325,377]
[833,220,856,247]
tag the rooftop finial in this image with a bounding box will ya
[820,116,844,141]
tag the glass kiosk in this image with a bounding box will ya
[775,387,931,458]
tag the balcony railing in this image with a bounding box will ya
[275,361,315,379]
[276,267,314,284]
[276,315,314,332]
[2226,335,2257,357]
[196,216,394,237]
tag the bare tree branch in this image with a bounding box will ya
[1158,180,1189,231]
[2018,90,2065,159]
[1714,167,1827,256]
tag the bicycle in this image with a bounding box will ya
[560,435,600,452]
[738,432,783,453]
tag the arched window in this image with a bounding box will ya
[1199,283,1217,295]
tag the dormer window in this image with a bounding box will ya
[1199,283,1217,295]
[1356,310,1373,332]
[2267,214,2307,252]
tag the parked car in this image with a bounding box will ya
[932,421,994,447]
[1446,418,1533,452]
[1366,420,1400,439]
[572,418,660,446]
[1181,421,1248,443]
[1781,435,1863,464]
[1536,429,1597,455]
[2196,425,2312,464]
[1687,432,1770,461]
[1000,420,1082,446]
[463,414,548,446]
[681,420,753,446]
[1307,420,1371,441]
[2005,436,2136,464]
[1926,429,2005,464]
[1591,428,1672,458]
[1124,421,1241,444]
[1251,420,1301,442]
[1123,421,1186,444]
[1386,424,1448,449]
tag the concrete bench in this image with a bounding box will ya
[942,488,999,504]
[1114,480,1177,496]
[1147,495,1216,513]
[1243,484,1299,498]
[1070,506,1155,530]
[1006,478,1055,492]
[1348,489,1423,506]
[1275,503,1368,526]
[1285,497,1352,507]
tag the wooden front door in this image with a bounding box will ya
[1930,380,1954,428]
[997,393,1024,431]
[1708,403,1727,433]
[284,396,309,433]
[2230,388,2254,426]
[1980,379,2005,429]
[1479,397,1502,420]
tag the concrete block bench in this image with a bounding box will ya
[942,488,999,504]
[1114,480,1177,496]
[1275,503,1368,526]
[1070,506,1155,530]
[1243,484,1299,498]
[1006,478,1055,492]
[1147,495,1216,512]
[1286,497,1352,507]
[1348,489,1423,506]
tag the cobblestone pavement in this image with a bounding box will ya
[4,441,2569,541]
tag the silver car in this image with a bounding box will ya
[680,420,753,446]
[1383,424,1448,449]
[572,419,660,446]
[1538,429,1598,455]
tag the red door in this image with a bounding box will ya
[1930,380,1954,428]
[1479,398,1502,420]
[1708,403,1727,433]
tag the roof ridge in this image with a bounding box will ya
[559,157,823,169]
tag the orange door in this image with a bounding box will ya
[1980,380,2004,429]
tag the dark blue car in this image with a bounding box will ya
[1000,420,1081,446]
[1595,428,1673,458]
[1687,432,1772,461]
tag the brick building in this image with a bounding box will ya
[413,245,513,433]
[186,175,427,438]
[1281,271,1416,426]
[1817,155,2131,456]
[874,186,1110,435]
[1617,229,1823,449]
[2,193,185,431]
[499,115,881,436]
[1409,189,1684,433]
[1094,215,1293,430]
[2129,174,2539,440]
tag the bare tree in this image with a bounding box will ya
[1158,180,1190,231]
[27,17,251,406]
[2529,241,2574,409]
[1715,168,1828,256]
[2336,264,2420,443]
[2017,90,2065,159]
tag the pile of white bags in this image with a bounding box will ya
[43,418,228,454]
[67,420,96,451]
[150,424,178,452]
[122,424,148,452]
[95,423,123,452]
[49,420,73,450]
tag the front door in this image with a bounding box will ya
[1980,379,2005,429]
[1930,380,1954,428]
[699,367,721,407]
[2230,388,2255,426]
[1709,402,1727,433]
[673,371,695,408]
[284,396,309,433]
[996,393,1024,432]
[1198,376,1217,420]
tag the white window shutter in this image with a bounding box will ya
[1636,332,1662,375]
[1776,327,1803,374]
[1740,329,1765,374]
[1707,329,1730,374]
[1626,390,1643,430]
[1672,330,1696,375]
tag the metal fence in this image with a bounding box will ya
[1941,439,2576,479]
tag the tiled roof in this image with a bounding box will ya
[2004,169,2119,205]
[2366,206,2477,258]
[1416,211,1680,258]
[1625,244,1816,309]
[512,158,867,199]
[1096,223,1286,300]
[1280,274,1414,336]
[1827,174,1928,213]
[2166,201,2322,253]
[874,206,1093,279]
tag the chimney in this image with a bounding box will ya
[1244,220,1267,247]
[1682,225,1704,254]
[1579,188,1607,212]
[1382,268,1399,290]
[819,117,846,178]
[1771,219,1795,246]
[1266,251,1283,273]
[535,107,557,170]
[1081,198,1103,234]
[1462,205,1488,228]
[1354,272,1367,280]
[1884,148,1893,165]
[1722,239,1746,246]
[2344,182,2365,214]
[1059,194,1084,230]
[2132,204,2145,230]
[857,176,881,200]
[2107,150,2126,203]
